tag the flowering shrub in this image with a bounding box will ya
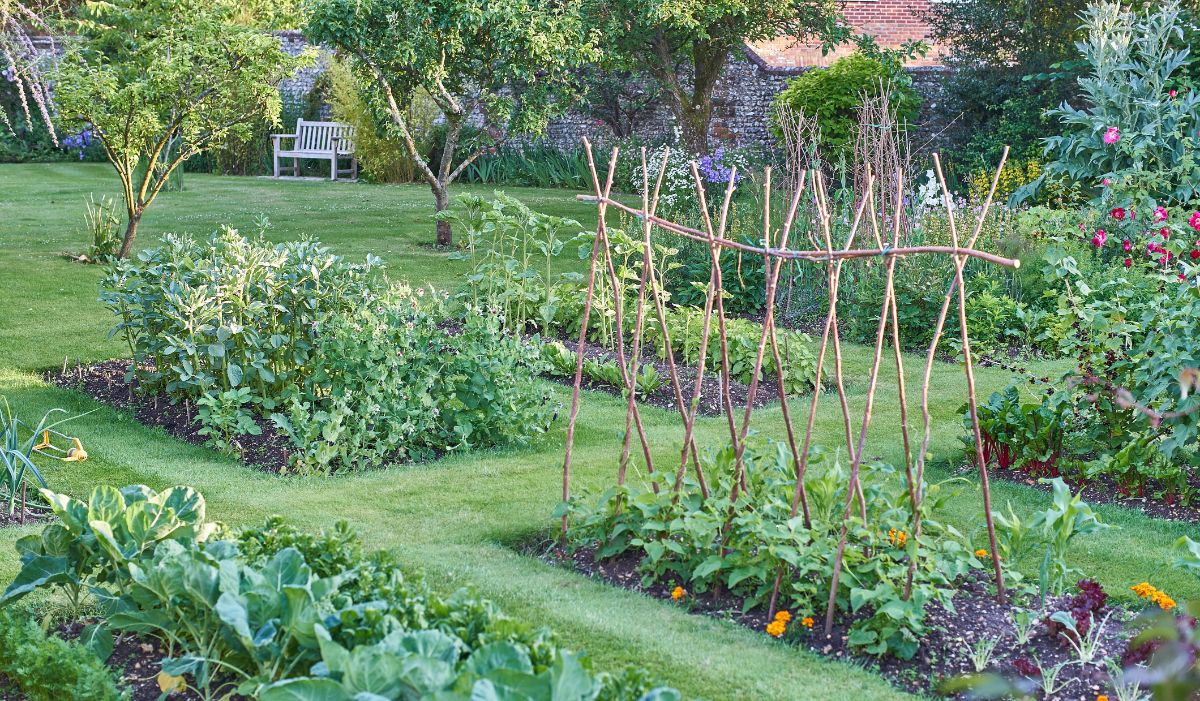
[1029,0,1200,206]
[987,210,1200,502]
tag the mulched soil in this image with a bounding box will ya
[0,507,49,528]
[47,360,292,473]
[546,337,785,417]
[970,464,1200,525]
[532,540,1137,700]
[57,621,246,701]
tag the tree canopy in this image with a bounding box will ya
[307,0,597,246]
[55,0,309,257]
[584,0,848,153]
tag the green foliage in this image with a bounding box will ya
[972,382,1071,478]
[196,388,262,457]
[772,54,920,158]
[562,440,981,660]
[55,0,311,256]
[100,225,382,409]
[927,0,1087,169]
[445,194,586,335]
[306,0,596,244]
[642,306,818,394]
[991,479,1107,602]
[325,57,437,184]
[82,195,122,262]
[102,226,552,473]
[0,485,677,701]
[463,145,595,190]
[1030,0,1200,206]
[583,0,846,153]
[275,292,555,473]
[0,608,125,701]
[0,485,215,615]
[993,223,1200,504]
[0,398,69,516]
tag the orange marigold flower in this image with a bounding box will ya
[766,620,787,638]
[774,610,792,623]
[1132,582,1156,598]
[887,528,908,547]
[671,586,686,601]
[974,548,988,558]
[1154,592,1177,611]
[801,616,814,628]
[1097,695,1109,701]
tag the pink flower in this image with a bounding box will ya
[1123,239,1132,252]
[1103,127,1121,144]
[1180,274,1187,281]
[1124,257,1133,268]
[1190,212,1200,231]
[1161,227,1170,239]
[1171,89,1178,97]
[1092,229,1107,247]
[1111,207,1126,220]
[1191,249,1200,260]
[1102,178,1112,186]
[1154,206,1169,222]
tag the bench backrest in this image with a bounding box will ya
[296,119,355,154]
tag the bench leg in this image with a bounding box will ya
[331,155,337,181]
[293,157,299,177]
[352,157,358,181]
[273,150,280,178]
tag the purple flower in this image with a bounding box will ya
[696,147,741,185]
[2,66,16,82]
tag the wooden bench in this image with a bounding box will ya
[272,119,357,181]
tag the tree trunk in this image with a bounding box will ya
[118,210,142,259]
[679,98,714,154]
[433,184,452,247]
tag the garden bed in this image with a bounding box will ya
[0,508,49,528]
[56,622,220,701]
[547,338,786,417]
[533,539,1135,699]
[969,464,1200,525]
[48,360,292,473]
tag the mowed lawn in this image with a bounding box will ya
[0,163,1196,700]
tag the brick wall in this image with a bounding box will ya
[751,0,944,69]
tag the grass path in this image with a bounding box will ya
[0,164,1195,700]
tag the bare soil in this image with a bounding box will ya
[47,360,291,473]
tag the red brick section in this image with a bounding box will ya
[747,0,945,69]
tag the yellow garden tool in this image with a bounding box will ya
[31,428,88,462]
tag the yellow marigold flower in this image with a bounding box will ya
[974,549,988,558]
[886,528,908,547]
[801,616,814,628]
[774,610,792,623]
[765,620,786,638]
[671,586,686,601]
[1097,695,1109,701]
